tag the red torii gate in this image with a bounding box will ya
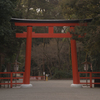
[11,18,92,88]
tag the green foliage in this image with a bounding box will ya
[0,0,17,55]
[61,0,100,19]
[0,0,24,73]
[52,68,72,79]
[60,0,100,71]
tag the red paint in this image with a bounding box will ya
[78,72,100,88]
[30,76,45,81]
[90,72,92,88]
[14,21,87,85]
[0,72,25,88]
[16,32,72,38]
[70,27,79,84]
[24,26,32,84]
[71,39,79,84]
[15,22,79,26]
[10,72,13,88]
[1,19,94,87]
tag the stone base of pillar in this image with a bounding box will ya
[71,84,82,88]
[20,84,32,88]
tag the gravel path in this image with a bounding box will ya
[0,80,100,100]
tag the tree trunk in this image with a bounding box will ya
[56,38,61,68]
[47,58,52,78]
[7,63,11,88]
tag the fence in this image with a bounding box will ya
[30,76,45,81]
[0,72,25,88]
[78,72,100,88]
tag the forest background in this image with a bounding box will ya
[0,0,100,79]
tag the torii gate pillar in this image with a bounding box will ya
[70,39,82,87]
[70,27,82,88]
[21,26,32,88]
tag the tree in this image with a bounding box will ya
[60,0,100,19]
[0,0,16,67]
[60,0,100,71]
[0,0,25,73]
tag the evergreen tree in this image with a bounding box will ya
[60,0,100,71]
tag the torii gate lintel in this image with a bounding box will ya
[16,32,72,38]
